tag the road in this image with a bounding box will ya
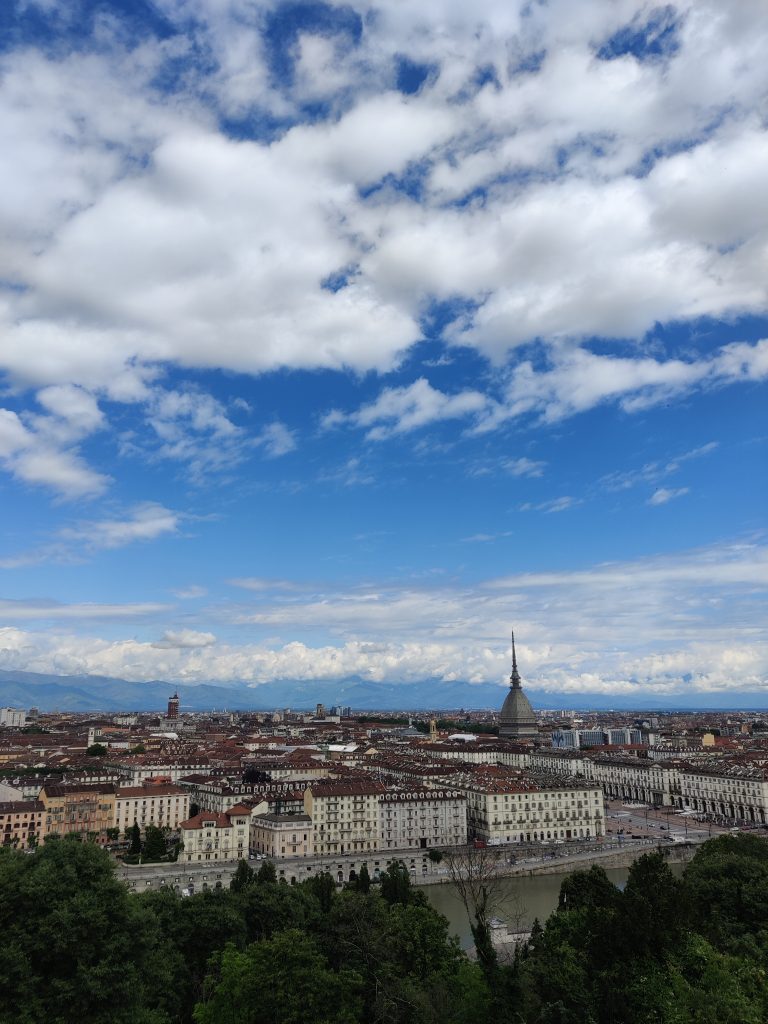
[602,798,730,842]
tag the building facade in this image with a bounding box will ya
[379,789,467,850]
[180,804,251,863]
[115,784,190,835]
[40,783,116,840]
[250,813,313,859]
[0,799,44,847]
[458,780,605,844]
[304,781,384,856]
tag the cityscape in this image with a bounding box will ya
[2,652,766,883]
[1,0,767,1021]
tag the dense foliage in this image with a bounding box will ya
[0,836,766,1024]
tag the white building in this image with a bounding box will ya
[115,784,190,835]
[678,758,768,824]
[585,757,679,807]
[380,789,467,851]
[454,778,605,844]
[304,781,384,856]
[0,708,26,728]
[180,803,251,863]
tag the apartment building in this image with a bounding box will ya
[304,781,384,856]
[0,708,26,728]
[678,758,768,823]
[40,783,116,839]
[0,799,44,847]
[427,744,530,768]
[111,756,210,785]
[585,757,679,807]
[380,789,467,850]
[114,784,189,835]
[182,777,307,813]
[180,803,251,863]
[251,813,313,858]
[455,778,605,844]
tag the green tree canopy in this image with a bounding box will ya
[193,931,363,1024]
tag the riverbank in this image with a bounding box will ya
[417,837,699,886]
[117,837,701,893]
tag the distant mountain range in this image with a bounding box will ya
[0,668,765,713]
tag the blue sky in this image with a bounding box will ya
[0,0,766,706]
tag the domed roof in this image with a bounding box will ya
[500,686,537,728]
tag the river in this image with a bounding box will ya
[425,862,685,950]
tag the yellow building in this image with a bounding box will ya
[40,783,117,840]
[0,800,44,847]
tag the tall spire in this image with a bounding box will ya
[510,629,521,688]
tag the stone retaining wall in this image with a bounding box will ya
[118,839,700,894]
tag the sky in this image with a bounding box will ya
[0,0,766,708]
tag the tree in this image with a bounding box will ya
[0,839,174,1023]
[230,859,254,893]
[85,743,107,757]
[356,863,371,894]
[128,822,142,856]
[193,930,362,1024]
[256,859,277,884]
[304,871,336,914]
[380,860,425,908]
[142,825,167,863]
[189,802,200,818]
[444,845,517,977]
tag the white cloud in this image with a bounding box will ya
[0,538,764,693]
[152,629,217,649]
[59,503,179,550]
[648,487,690,506]
[0,600,169,620]
[228,578,296,592]
[521,496,581,514]
[326,378,487,440]
[4,441,110,499]
[255,421,297,458]
[0,0,765,416]
[504,457,546,478]
[172,585,207,599]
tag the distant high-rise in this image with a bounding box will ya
[167,692,180,719]
[498,632,538,740]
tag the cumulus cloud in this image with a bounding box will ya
[325,378,487,439]
[1,0,766,417]
[0,405,109,499]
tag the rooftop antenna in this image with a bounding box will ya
[510,630,521,689]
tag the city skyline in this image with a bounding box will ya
[0,1,766,708]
